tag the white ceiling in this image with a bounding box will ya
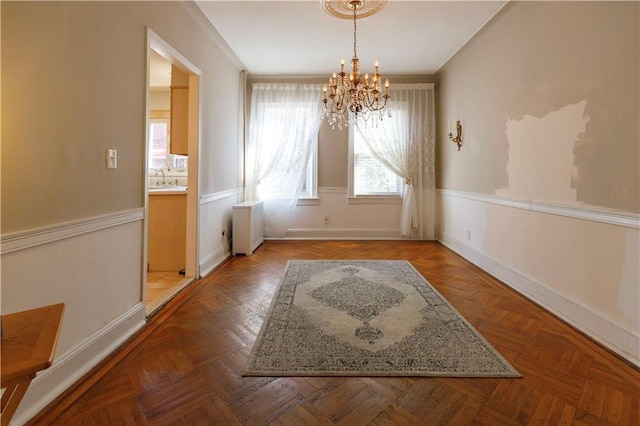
[195,0,507,76]
[150,49,172,88]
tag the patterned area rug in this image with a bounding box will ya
[244,260,520,377]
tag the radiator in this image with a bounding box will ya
[232,200,264,255]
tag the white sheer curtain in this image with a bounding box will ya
[245,83,323,237]
[355,83,436,239]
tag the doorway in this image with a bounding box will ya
[145,29,201,317]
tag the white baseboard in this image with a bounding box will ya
[282,227,403,240]
[438,230,640,368]
[13,303,146,425]
[199,245,231,277]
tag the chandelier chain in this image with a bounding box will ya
[353,6,357,59]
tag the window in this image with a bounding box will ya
[353,131,402,195]
[349,124,402,199]
[148,118,188,171]
[257,104,317,200]
[299,146,317,199]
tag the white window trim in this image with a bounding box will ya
[347,123,402,205]
[296,198,320,206]
[253,100,319,203]
[298,135,318,201]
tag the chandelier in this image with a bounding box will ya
[322,0,390,129]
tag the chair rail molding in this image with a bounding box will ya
[1,209,145,255]
[199,187,243,205]
[438,189,639,229]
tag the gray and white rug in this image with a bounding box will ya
[244,260,520,377]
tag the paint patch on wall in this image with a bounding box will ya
[497,101,589,204]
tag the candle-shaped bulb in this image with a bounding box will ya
[323,84,327,100]
[340,58,345,73]
[384,79,389,96]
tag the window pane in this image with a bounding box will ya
[173,155,188,170]
[148,119,188,172]
[149,122,168,169]
[258,103,316,199]
[353,133,401,195]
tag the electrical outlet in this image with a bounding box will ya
[323,216,329,225]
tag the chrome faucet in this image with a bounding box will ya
[154,168,166,186]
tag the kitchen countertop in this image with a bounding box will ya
[148,186,187,195]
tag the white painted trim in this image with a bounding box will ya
[13,303,146,425]
[318,187,348,194]
[279,227,403,240]
[438,230,640,368]
[296,198,319,206]
[1,209,145,255]
[148,28,201,76]
[438,189,640,229]
[199,246,230,277]
[531,201,640,229]
[200,187,242,205]
[146,27,202,282]
[347,196,403,205]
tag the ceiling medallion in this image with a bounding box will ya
[322,0,389,20]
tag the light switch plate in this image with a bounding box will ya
[106,149,118,169]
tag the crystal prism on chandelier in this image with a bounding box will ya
[322,0,390,129]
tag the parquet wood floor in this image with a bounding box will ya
[146,271,193,317]
[32,241,639,425]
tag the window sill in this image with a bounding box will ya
[297,197,319,206]
[347,195,402,205]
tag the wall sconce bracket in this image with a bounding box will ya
[448,120,463,151]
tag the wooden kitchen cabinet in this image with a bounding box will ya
[170,86,188,155]
[148,193,186,271]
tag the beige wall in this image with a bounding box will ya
[1,1,243,234]
[317,122,348,187]
[437,1,639,365]
[438,1,639,213]
[1,1,244,421]
[150,89,170,111]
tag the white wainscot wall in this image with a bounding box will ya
[199,188,243,276]
[285,187,403,240]
[1,211,147,425]
[437,189,640,367]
